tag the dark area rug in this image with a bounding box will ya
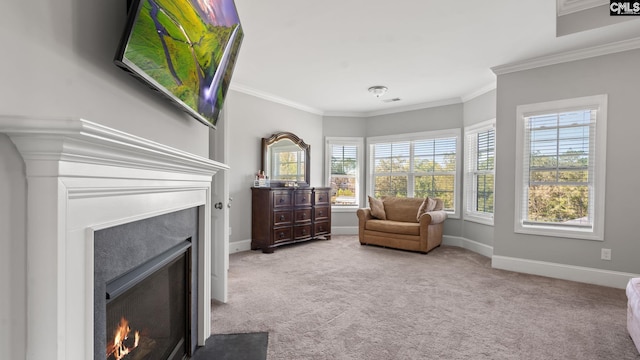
[191,332,268,360]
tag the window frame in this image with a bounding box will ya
[325,137,364,212]
[514,94,607,241]
[464,119,496,226]
[367,129,462,219]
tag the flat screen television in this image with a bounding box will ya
[114,0,243,128]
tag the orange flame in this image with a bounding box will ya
[107,317,140,360]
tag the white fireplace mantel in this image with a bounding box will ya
[0,117,228,360]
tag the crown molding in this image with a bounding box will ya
[557,0,607,16]
[363,97,462,117]
[229,82,324,115]
[461,81,497,102]
[492,36,640,75]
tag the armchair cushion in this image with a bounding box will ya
[416,197,438,221]
[365,219,421,236]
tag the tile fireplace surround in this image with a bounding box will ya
[0,117,228,360]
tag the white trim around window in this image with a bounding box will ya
[514,94,607,241]
[325,137,364,211]
[367,129,462,219]
[464,119,496,226]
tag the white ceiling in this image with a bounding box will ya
[230,0,640,116]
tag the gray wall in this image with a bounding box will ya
[225,91,324,245]
[494,49,640,273]
[0,1,211,358]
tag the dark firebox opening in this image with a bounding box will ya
[105,241,191,360]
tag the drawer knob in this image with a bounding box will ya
[302,229,307,234]
[279,198,285,203]
[319,211,323,216]
[279,232,285,238]
[279,215,285,221]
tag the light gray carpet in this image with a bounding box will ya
[211,235,639,359]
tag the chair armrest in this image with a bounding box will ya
[356,208,372,243]
[356,208,373,222]
[420,210,447,225]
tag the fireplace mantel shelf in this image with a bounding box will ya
[0,117,228,178]
[0,117,227,360]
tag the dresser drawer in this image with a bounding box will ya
[294,225,312,240]
[294,190,312,206]
[273,210,292,226]
[273,191,292,208]
[314,206,330,221]
[314,190,330,205]
[294,208,312,223]
[273,227,292,243]
[314,221,330,236]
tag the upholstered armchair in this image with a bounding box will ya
[356,196,447,254]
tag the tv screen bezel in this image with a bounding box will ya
[114,0,243,129]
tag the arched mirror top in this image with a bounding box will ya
[262,132,311,187]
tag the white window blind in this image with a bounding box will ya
[413,137,457,208]
[522,109,595,227]
[372,141,410,197]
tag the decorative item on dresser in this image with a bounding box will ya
[251,187,331,253]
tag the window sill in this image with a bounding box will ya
[464,214,494,226]
[331,206,360,213]
[515,223,602,241]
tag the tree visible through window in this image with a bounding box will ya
[330,144,358,206]
[465,120,495,224]
[515,94,607,240]
[369,130,460,215]
[326,137,363,208]
[525,110,591,225]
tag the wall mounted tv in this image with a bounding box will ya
[114,0,243,128]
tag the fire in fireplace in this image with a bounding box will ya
[105,241,191,360]
[107,317,140,359]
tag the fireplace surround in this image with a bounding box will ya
[0,117,228,360]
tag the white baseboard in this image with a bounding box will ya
[443,235,494,258]
[331,226,358,235]
[492,255,639,289]
[229,239,251,254]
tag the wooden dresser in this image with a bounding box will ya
[251,187,331,253]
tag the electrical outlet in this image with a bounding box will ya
[601,248,612,261]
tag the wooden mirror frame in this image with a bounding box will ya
[261,132,311,187]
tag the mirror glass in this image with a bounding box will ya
[262,132,310,186]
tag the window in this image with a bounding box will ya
[515,95,607,240]
[464,119,496,225]
[368,129,461,217]
[326,137,364,209]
